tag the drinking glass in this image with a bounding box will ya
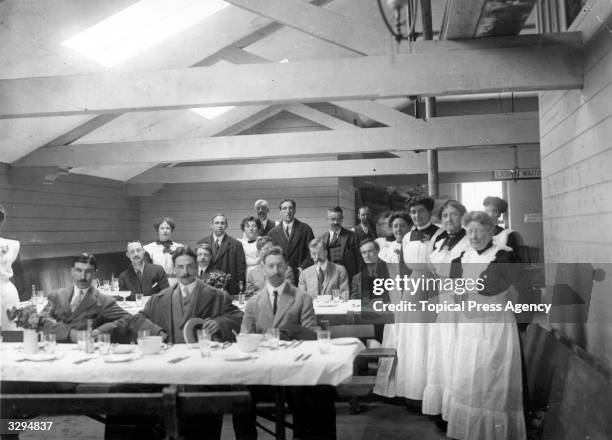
[118,290,130,304]
[265,328,280,350]
[112,278,120,292]
[340,290,349,302]
[98,333,111,355]
[43,333,56,354]
[332,289,340,304]
[103,280,110,290]
[197,329,211,357]
[77,330,88,351]
[317,329,331,354]
[135,293,144,308]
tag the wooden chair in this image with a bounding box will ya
[1,386,250,440]
[331,324,396,414]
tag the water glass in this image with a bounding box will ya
[135,293,144,308]
[197,329,211,357]
[265,328,280,350]
[111,278,119,292]
[77,330,88,351]
[137,329,150,342]
[332,289,340,304]
[98,333,111,355]
[43,333,56,354]
[317,329,331,354]
[103,280,110,290]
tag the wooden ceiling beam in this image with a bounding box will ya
[0,33,582,119]
[224,0,389,55]
[126,146,540,184]
[16,113,538,167]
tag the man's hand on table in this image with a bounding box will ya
[201,318,220,335]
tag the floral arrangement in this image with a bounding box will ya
[204,271,231,290]
[6,304,56,331]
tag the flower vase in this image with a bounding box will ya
[22,329,39,354]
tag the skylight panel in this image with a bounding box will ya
[62,0,229,67]
[191,106,234,120]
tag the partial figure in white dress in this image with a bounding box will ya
[422,200,470,419]
[143,217,183,281]
[0,205,21,330]
[446,211,526,440]
[240,216,261,278]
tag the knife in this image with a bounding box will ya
[301,353,312,361]
[73,357,94,365]
[168,356,189,364]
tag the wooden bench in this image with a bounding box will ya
[1,386,250,440]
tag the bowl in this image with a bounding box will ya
[318,294,332,303]
[111,345,134,354]
[138,335,163,355]
[236,333,263,352]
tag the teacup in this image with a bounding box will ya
[138,335,163,355]
[318,294,332,303]
[236,333,263,352]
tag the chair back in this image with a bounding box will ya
[182,317,208,343]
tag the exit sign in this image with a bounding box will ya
[493,168,541,180]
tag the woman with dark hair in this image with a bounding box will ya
[0,205,21,330]
[445,211,526,440]
[422,200,471,421]
[143,216,183,277]
[482,196,522,254]
[376,196,441,406]
[240,216,260,277]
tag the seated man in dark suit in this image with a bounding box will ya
[245,236,294,298]
[196,242,229,289]
[236,246,334,440]
[121,246,243,440]
[42,253,131,342]
[118,240,169,300]
[129,246,242,344]
[351,239,392,342]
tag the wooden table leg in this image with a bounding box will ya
[275,386,286,440]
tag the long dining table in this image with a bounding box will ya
[1,338,364,439]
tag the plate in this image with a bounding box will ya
[331,338,358,345]
[223,353,253,361]
[315,302,337,307]
[111,345,134,354]
[18,352,63,362]
[103,354,138,363]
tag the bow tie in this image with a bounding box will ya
[156,240,174,254]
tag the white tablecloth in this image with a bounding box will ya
[234,299,361,316]
[1,340,363,386]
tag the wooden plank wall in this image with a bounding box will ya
[538,1,612,368]
[138,178,355,246]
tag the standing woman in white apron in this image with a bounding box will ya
[0,205,21,330]
[422,200,471,422]
[446,211,526,440]
[374,211,412,399]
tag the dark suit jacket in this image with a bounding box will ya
[268,219,315,282]
[256,218,276,236]
[353,223,377,243]
[43,286,131,342]
[130,279,243,343]
[321,227,360,282]
[197,234,246,296]
[350,260,391,301]
[241,283,317,335]
[118,262,169,300]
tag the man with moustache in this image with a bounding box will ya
[195,242,227,278]
[321,206,360,282]
[197,214,246,297]
[42,253,130,342]
[298,237,349,301]
[118,240,169,300]
[254,199,277,235]
[352,206,377,242]
[268,198,314,283]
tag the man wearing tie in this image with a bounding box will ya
[298,237,350,301]
[321,206,360,282]
[352,206,377,242]
[238,246,335,440]
[254,199,277,235]
[197,214,246,297]
[268,198,314,283]
[42,253,131,342]
[118,240,169,300]
[196,243,226,278]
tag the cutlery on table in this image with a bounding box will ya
[168,356,190,364]
[73,357,94,365]
[293,340,303,349]
[301,353,312,361]
[294,353,304,362]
